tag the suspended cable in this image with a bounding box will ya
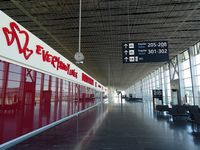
[78,0,81,53]
[74,0,84,63]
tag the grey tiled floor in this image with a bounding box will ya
[10,101,200,150]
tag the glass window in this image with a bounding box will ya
[9,64,21,73]
[194,55,200,64]
[193,42,200,55]
[196,76,200,86]
[0,61,3,71]
[0,79,2,88]
[44,74,49,90]
[7,81,20,88]
[185,87,193,105]
[183,69,191,79]
[51,77,56,92]
[182,60,190,70]
[184,78,192,87]
[8,72,21,81]
[194,64,200,75]
[0,71,3,80]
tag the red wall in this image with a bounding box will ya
[0,60,101,144]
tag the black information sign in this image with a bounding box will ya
[153,90,163,100]
[122,41,169,63]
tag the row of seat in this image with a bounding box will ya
[156,104,200,127]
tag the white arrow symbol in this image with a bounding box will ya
[124,50,128,55]
[124,57,128,62]
[124,43,128,49]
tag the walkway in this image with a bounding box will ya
[10,100,200,150]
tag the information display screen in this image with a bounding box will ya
[122,41,169,63]
[152,90,163,100]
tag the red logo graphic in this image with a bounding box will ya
[2,22,33,60]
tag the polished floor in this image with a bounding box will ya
[9,99,200,150]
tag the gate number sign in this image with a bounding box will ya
[122,41,169,63]
[153,90,163,100]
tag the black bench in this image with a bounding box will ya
[127,97,143,102]
[169,105,189,120]
[184,105,199,112]
[156,105,169,112]
[187,106,200,123]
[191,113,200,132]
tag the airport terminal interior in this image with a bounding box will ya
[1,0,200,149]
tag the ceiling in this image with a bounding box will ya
[1,0,200,90]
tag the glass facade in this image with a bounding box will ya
[0,60,102,144]
[125,41,200,107]
[180,51,193,105]
[191,42,200,106]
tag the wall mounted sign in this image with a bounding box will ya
[122,41,169,63]
[82,73,94,85]
[0,10,105,92]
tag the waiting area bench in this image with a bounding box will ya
[155,104,200,132]
[156,105,170,112]
[169,105,189,119]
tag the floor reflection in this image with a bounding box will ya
[9,100,200,150]
[10,103,108,150]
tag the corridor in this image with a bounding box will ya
[10,99,200,150]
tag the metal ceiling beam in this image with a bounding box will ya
[10,0,74,57]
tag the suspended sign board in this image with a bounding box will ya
[122,41,169,63]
